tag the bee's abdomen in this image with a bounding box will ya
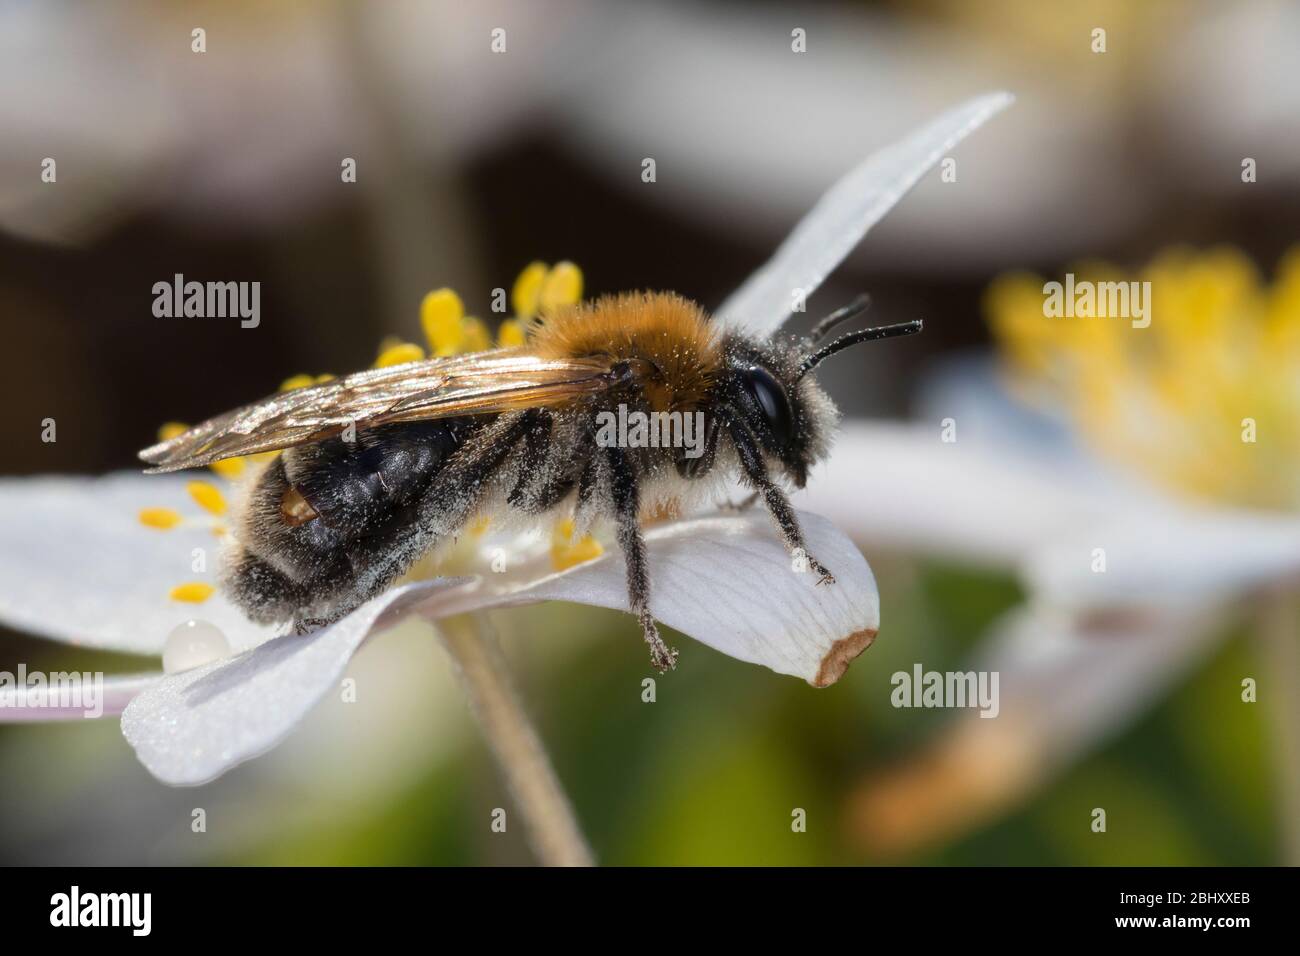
[233,417,482,592]
[285,418,478,532]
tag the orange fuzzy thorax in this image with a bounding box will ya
[530,291,721,412]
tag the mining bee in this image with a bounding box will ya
[140,90,1012,671]
[140,289,918,671]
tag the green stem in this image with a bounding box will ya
[1260,588,1300,865]
[437,612,595,867]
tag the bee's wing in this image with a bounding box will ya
[139,349,620,473]
[713,92,1013,339]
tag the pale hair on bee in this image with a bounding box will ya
[140,93,1012,672]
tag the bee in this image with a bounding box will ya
[140,89,1011,671]
[139,289,917,670]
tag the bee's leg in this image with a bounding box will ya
[606,445,678,672]
[728,423,835,585]
[507,410,577,512]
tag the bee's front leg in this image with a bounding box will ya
[728,423,835,586]
[606,446,678,672]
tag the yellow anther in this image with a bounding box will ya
[375,342,425,368]
[470,516,491,537]
[460,317,492,353]
[421,288,466,356]
[550,517,604,571]
[186,480,227,516]
[139,507,183,530]
[169,582,215,603]
[987,244,1300,510]
[497,318,527,348]
[511,261,548,319]
[539,261,583,313]
[280,373,316,392]
[158,422,189,442]
[209,457,246,479]
[211,524,228,538]
[315,373,335,384]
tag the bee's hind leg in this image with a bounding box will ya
[606,446,678,672]
[728,423,835,585]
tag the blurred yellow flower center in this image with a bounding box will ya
[987,246,1300,511]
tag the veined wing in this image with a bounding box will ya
[139,349,620,473]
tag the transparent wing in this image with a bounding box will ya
[139,349,619,473]
[714,92,1014,338]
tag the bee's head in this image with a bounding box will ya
[711,297,921,488]
[715,336,836,489]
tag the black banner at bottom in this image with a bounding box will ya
[6,866,1286,940]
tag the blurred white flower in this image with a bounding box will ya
[798,246,1300,855]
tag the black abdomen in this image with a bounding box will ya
[223,417,483,625]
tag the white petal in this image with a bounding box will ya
[1025,506,1300,612]
[413,510,881,687]
[796,421,1116,567]
[0,672,161,721]
[0,473,275,655]
[714,92,1013,337]
[119,580,468,786]
[121,510,879,785]
[905,356,1300,612]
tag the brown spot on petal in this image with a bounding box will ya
[811,627,877,688]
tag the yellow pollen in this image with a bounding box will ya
[511,261,548,319]
[209,457,246,479]
[158,422,188,442]
[280,373,316,391]
[470,516,491,537]
[138,507,183,530]
[374,342,425,368]
[497,318,527,347]
[186,480,227,516]
[550,517,604,571]
[421,288,466,356]
[460,317,491,353]
[987,244,1300,510]
[169,582,215,603]
[539,261,583,313]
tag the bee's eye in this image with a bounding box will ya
[740,366,794,446]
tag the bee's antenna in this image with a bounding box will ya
[807,293,872,343]
[799,319,923,375]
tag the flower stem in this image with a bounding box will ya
[437,612,594,866]
[1260,587,1300,865]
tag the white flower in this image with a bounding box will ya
[796,244,1300,853]
[0,93,1013,788]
